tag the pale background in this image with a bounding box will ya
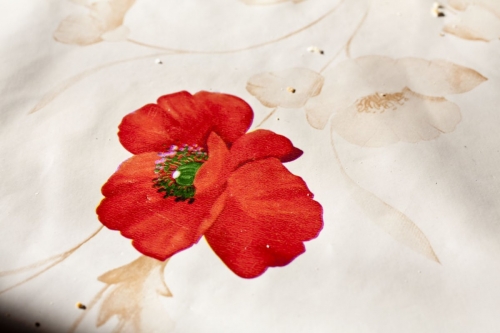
[1,0,500,332]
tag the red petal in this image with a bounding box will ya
[192,132,231,235]
[227,130,303,170]
[118,91,253,154]
[204,158,323,278]
[193,91,254,145]
[118,101,187,155]
[194,132,230,197]
[97,152,212,260]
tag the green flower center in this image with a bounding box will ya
[152,144,208,202]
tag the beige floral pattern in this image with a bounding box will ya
[444,0,500,41]
[305,56,487,147]
[54,0,136,45]
[96,256,173,332]
[246,68,324,109]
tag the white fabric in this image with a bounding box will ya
[1,0,500,332]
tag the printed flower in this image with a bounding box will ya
[443,0,500,41]
[54,0,135,45]
[246,68,324,109]
[304,56,487,147]
[97,91,323,278]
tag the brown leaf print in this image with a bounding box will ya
[304,56,486,146]
[350,183,440,262]
[96,256,173,332]
[246,68,324,109]
[241,0,306,5]
[0,227,103,296]
[444,1,500,41]
[54,0,136,46]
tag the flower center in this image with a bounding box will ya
[355,91,408,113]
[152,144,208,201]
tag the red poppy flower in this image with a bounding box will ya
[97,91,323,278]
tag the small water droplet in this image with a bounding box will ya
[155,58,163,64]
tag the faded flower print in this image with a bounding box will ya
[444,0,500,41]
[54,0,136,45]
[246,68,324,109]
[96,257,173,332]
[305,56,487,147]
